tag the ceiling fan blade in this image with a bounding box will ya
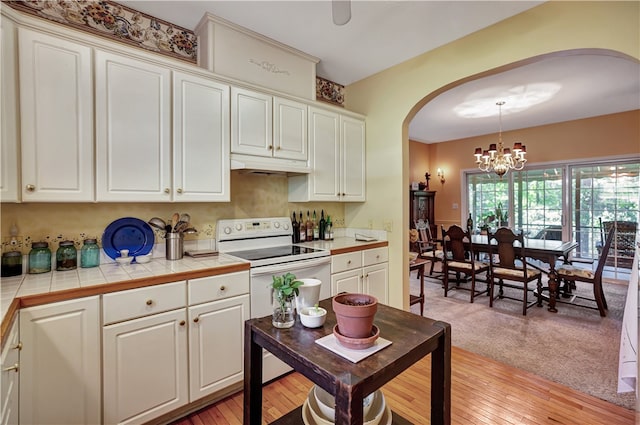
[332,0,351,25]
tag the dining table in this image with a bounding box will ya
[243,297,451,424]
[470,234,579,312]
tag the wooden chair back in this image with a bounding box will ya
[594,227,615,281]
[441,225,472,262]
[488,227,524,270]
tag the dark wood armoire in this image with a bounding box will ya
[410,190,436,238]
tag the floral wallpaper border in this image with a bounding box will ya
[6,0,198,63]
[316,76,345,107]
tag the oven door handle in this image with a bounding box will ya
[250,256,331,277]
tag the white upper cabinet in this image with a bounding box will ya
[231,87,273,157]
[1,17,19,202]
[95,50,171,202]
[273,96,307,161]
[339,115,366,202]
[18,28,94,202]
[173,71,230,202]
[288,106,365,202]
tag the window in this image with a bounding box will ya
[465,156,639,280]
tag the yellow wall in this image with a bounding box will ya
[0,172,345,253]
[412,110,640,229]
[345,1,640,309]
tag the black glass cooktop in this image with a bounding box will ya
[225,245,323,261]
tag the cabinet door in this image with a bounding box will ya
[1,314,19,425]
[173,71,230,202]
[19,28,94,202]
[273,97,307,161]
[188,294,250,401]
[103,308,188,425]
[340,115,366,201]
[96,50,171,201]
[308,106,340,201]
[231,87,272,157]
[364,263,389,305]
[331,269,362,295]
[20,296,101,425]
[1,18,19,202]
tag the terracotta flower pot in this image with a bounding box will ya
[332,293,378,338]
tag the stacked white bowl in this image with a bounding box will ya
[306,385,386,425]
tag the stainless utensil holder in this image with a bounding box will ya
[165,233,184,260]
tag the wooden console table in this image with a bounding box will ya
[244,298,451,424]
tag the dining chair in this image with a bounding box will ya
[487,227,543,316]
[414,219,444,276]
[556,227,615,317]
[440,224,490,302]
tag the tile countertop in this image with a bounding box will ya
[0,254,250,345]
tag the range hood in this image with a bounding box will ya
[230,154,311,175]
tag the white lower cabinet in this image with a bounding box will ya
[19,296,101,425]
[1,314,19,425]
[103,308,189,425]
[188,271,250,401]
[331,247,389,304]
[103,281,188,425]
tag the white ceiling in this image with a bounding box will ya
[119,1,640,143]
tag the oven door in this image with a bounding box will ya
[249,255,331,383]
[250,256,331,318]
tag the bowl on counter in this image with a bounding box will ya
[299,306,327,328]
[115,256,133,266]
[311,385,383,425]
[135,254,152,264]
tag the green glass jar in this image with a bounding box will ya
[80,239,100,268]
[1,251,23,277]
[56,240,77,271]
[29,242,51,274]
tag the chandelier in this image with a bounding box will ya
[473,101,527,177]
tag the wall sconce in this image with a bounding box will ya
[437,168,445,183]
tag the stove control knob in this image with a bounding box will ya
[223,227,231,235]
[282,223,289,230]
[235,224,242,231]
[274,222,280,229]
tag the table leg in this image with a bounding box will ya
[243,323,263,425]
[547,269,559,313]
[419,264,425,316]
[334,384,363,424]
[431,321,452,425]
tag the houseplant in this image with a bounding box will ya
[271,272,303,328]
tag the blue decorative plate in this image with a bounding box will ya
[102,217,155,260]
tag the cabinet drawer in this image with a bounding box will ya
[363,247,388,266]
[188,271,250,305]
[331,252,362,274]
[103,281,186,325]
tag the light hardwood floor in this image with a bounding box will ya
[172,346,635,425]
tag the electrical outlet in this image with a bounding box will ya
[368,219,373,229]
[383,220,393,232]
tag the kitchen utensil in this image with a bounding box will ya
[102,217,155,260]
[174,220,188,233]
[171,212,179,229]
[180,213,190,224]
[182,227,197,234]
[148,217,166,231]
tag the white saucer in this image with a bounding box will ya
[302,399,392,425]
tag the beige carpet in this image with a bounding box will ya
[409,267,636,411]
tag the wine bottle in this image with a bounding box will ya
[313,210,319,240]
[319,210,326,240]
[299,211,306,242]
[306,211,313,241]
[292,212,300,243]
[467,213,473,232]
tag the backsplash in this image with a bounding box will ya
[0,173,345,254]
